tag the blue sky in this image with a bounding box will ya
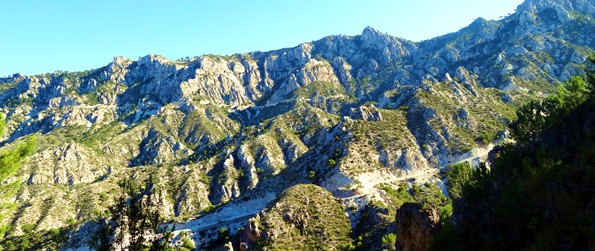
[0,0,523,77]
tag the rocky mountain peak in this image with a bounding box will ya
[469,17,488,28]
[361,26,380,36]
[12,73,26,79]
[359,26,392,48]
[509,0,595,41]
[517,0,595,16]
[108,56,132,70]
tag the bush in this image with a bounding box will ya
[0,113,5,138]
[381,233,397,251]
[22,224,35,233]
[429,222,460,251]
[66,217,77,228]
[0,136,36,181]
[181,236,195,250]
[0,224,10,238]
[328,159,337,167]
[379,184,413,208]
[445,162,473,199]
[410,183,450,212]
[219,227,228,236]
[50,228,61,239]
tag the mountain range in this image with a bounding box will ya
[0,0,593,250]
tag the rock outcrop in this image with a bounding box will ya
[395,203,441,251]
[350,105,383,121]
[25,143,108,185]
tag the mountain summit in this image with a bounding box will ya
[517,0,595,14]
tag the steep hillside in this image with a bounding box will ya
[244,184,352,250]
[429,58,595,251]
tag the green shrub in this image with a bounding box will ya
[410,183,451,214]
[0,224,10,238]
[219,227,228,236]
[381,233,397,250]
[22,223,35,233]
[429,222,460,251]
[0,113,5,138]
[379,184,413,208]
[50,228,61,238]
[66,217,78,228]
[181,236,195,250]
[0,136,36,181]
[445,162,473,199]
[328,159,337,167]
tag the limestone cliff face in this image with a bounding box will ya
[25,143,108,185]
[1,1,591,143]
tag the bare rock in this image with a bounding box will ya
[239,242,249,251]
[26,143,107,185]
[350,105,383,121]
[245,219,262,242]
[396,203,441,251]
[222,242,234,251]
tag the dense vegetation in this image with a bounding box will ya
[0,113,37,250]
[432,57,595,250]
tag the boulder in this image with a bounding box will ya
[396,203,441,251]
